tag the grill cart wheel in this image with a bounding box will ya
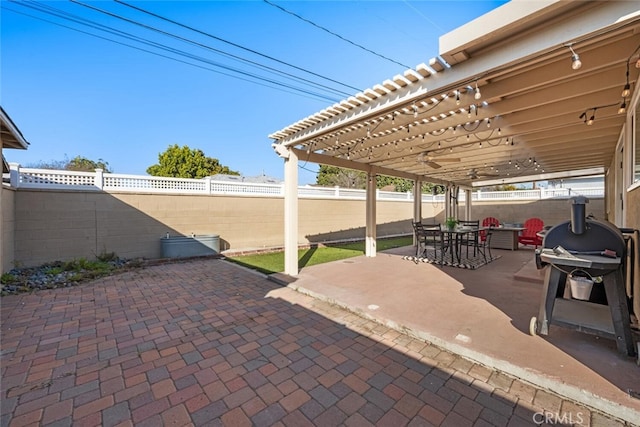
[529,317,538,336]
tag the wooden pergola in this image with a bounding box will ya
[269,1,640,275]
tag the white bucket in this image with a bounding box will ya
[569,276,594,300]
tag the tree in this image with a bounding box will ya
[146,144,239,178]
[316,165,365,188]
[27,155,113,172]
[67,156,112,172]
[482,184,519,191]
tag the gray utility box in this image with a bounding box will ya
[161,235,220,258]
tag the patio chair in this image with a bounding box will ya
[412,221,448,259]
[481,217,500,242]
[518,217,544,248]
[458,219,480,257]
[412,221,429,257]
[477,229,494,263]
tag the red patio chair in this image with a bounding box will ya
[480,217,500,242]
[518,217,544,248]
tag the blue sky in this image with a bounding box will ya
[2,0,506,185]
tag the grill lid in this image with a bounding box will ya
[543,219,626,258]
[543,196,626,259]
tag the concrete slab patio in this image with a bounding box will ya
[0,249,638,426]
[275,246,640,425]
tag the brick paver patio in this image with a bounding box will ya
[0,258,630,426]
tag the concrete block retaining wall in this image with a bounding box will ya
[4,188,608,270]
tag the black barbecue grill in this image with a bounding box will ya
[531,196,636,357]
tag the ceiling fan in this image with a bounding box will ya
[417,152,460,169]
[467,168,499,179]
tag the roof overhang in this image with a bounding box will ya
[269,0,640,187]
[1,107,29,150]
[1,106,30,173]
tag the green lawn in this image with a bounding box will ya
[226,236,412,275]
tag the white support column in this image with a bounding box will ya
[412,180,422,248]
[9,163,20,188]
[365,172,377,257]
[445,186,451,219]
[94,168,104,190]
[283,148,299,275]
[413,179,422,223]
[464,189,472,220]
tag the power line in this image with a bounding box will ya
[263,0,412,70]
[401,0,444,33]
[70,0,355,99]
[4,2,346,103]
[113,0,363,94]
[5,4,339,103]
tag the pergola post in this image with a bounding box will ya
[413,179,422,223]
[464,189,472,220]
[283,148,299,275]
[445,186,452,219]
[365,172,377,257]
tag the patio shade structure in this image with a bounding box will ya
[269,1,640,275]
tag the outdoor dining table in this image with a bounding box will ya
[438,226,486,264]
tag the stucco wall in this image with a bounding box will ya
[12,190,436,267]
[1,186,16,272]
[626,186,640,231]
[13,191,285,265]
[8,189,604,270]
[459,197,605,226]
[605,170,615,222]
[607,145,640,230]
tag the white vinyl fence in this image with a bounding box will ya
[5,164,604,201]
